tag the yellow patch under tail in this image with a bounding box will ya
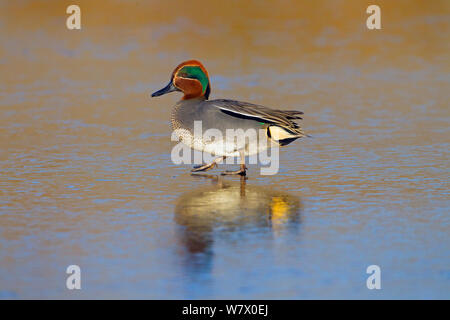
[268,126,298,140]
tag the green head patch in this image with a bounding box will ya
[177,65,209,94]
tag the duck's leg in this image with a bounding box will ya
[220,163,247,176]
[191,156,225,172]
[221,150,247,176]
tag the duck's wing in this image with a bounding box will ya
[210,99,306,137]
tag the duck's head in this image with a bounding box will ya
[151,60,211,100]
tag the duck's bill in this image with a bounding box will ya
[151,82,179,97]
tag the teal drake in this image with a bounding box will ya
[151,60,306,176]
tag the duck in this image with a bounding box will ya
[151,60,306,176]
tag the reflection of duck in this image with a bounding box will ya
[174,176,301,273]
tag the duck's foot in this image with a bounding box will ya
[191,162,217,172]
[221,164,247,176]
[191,156,226,173]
